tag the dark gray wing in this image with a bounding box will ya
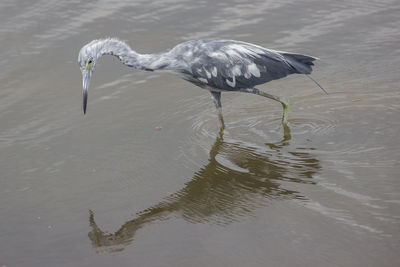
[182,40,316,91]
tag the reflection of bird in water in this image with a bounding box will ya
[88,126,321,253]
[79,38,326,128]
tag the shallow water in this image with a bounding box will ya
[1,0,399,266]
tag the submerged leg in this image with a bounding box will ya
[239,88,290,125]
[210,91,225,130]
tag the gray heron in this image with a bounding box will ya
[78,38,325,128]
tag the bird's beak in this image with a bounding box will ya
[82,70,91,114]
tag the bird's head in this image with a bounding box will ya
[78,38,135,114]
[78,40,100,114]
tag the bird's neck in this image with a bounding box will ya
[95,38,172,71]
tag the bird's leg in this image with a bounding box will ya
[210,91,225,130]
[239,88,290,125]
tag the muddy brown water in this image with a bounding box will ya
[1,0,399,266]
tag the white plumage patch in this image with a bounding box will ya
[198,77,208,84]
[225,48,242,60]
[247,63,261,77]
[184,50,193,58]
[226,76,236,87]
[231,65,242,76]
[225,44,263,58]
[209,52,228,61]
[203,68,211,79]
[211,67,218,77]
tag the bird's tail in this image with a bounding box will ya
[280,52,328,94]
[280,52,317,75]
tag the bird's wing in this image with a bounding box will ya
[188,41,312,91]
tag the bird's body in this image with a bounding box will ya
[167,39,315,91]
[79,38,321,127]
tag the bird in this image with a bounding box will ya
[78,38,325,128]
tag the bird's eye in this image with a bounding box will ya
[88,59,93,64]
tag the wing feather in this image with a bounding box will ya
[188,41,304,91]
